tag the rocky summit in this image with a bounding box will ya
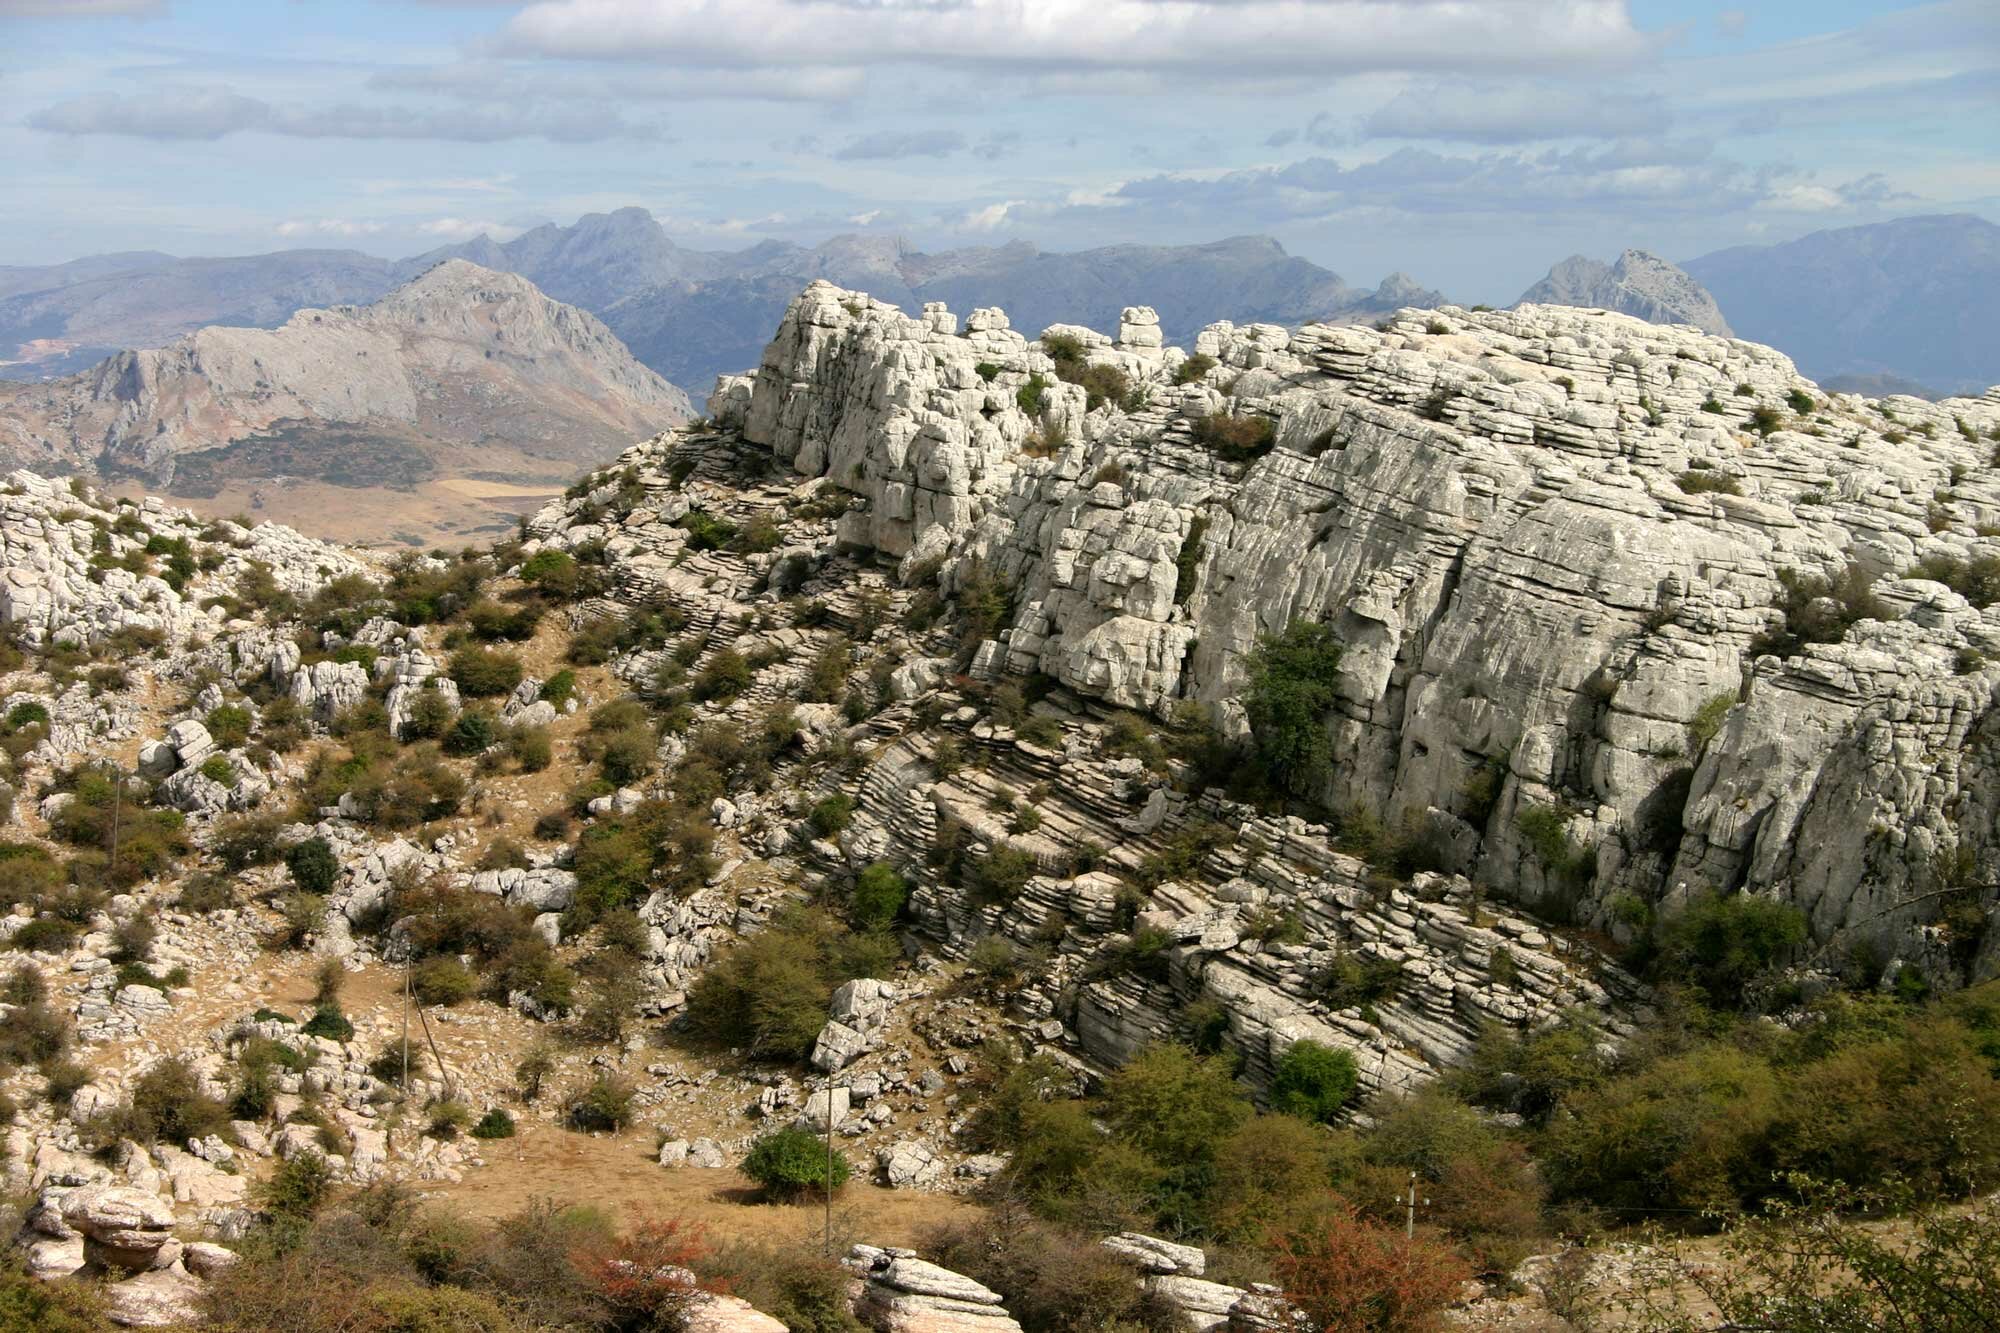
[1517,249,1732,337]
[0,260,690,546]
[0,280,1997,1329]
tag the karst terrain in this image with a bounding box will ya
[0,281,1996,1330]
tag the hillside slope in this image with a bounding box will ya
[0,261,689,541]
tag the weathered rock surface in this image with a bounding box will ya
[848,1245,1024,1332]
[709,280,2000,978]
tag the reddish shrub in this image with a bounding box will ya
[1267,1204,1471,1333]
[577,1216,714,1327]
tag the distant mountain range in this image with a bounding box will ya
[0,261,687,544]
[0,212,1443,394]
[2,209,1994,403]
[1683,214,2000,397]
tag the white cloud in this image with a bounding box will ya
[1757,184,1843,213]
[415,218,527,240]
[371,59,865,103]
[958,200,1025,232]
[834,129,965,161]
[502,0,1656,75]
[276,219,388,237]
[27,86,663,141]
[1363,83,1669,144]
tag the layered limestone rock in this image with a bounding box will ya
[848,1246,1024,1332]
[697,281,2000,978]
[0,469,368,652]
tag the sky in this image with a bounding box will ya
[1,0,1995,304]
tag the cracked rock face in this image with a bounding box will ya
[718,280,2000,976]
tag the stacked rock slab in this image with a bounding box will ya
[713,280,2000,975]
[848,1245,1024,1332]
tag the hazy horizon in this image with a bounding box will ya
[4,0,1996,306]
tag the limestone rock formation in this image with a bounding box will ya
[848,1245,1024,1332]
[679,279,2000,983]
[0,260,690,491]
[1517,250,1732,336]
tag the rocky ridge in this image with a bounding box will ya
[0,259,690,488]
[1516,249,1731,336]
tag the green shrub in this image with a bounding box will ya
[1907,552,2000,608]
[1189,411,1275,462]
[683,907,889,1062]
[539,669,577,705]
[471,1108,516,1139]
[302,1004,353,1041]
[1314,949,1405,1010]
[1652,893,1807,1011]
[964,843,1036,906]
[1688,690,1735,750]
[1751,562,1888,658]
[260,1147,336,1222]
[808,793,854,838]
[742,1126,850,1199]
[1173,353,1216,385]
[411,956,477,1006]
[692,649,752,702]
[1016,373,1050,416]
[520,549,580,598]
[1243,620,1344,793]
[449,646,525,698]
[1173,515,1208,606]
[1270,1039,1359,1123]
[8,916,78,954]
[850,862,908,930]
[677,509,739,551]
[1516,803,1591,881]
[564,1073,636,1131]
[442,709,496,757]
[205,704,253,748]
[1676,469,1742,496]
[285,837,340,895]
[94,1054,230,1145]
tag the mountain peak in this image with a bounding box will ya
[1518,249,1731,336]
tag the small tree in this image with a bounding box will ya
[742,1126,851,1199]
[1244,620,1345,794]
[851,861,909,930]
[1271,1039,1359,1124]
[284,837,339,895]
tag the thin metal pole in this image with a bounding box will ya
[107,762,122,876]
[402,954,411,1096]
[823,1078,834,1257]
[1406,1171,1417,1238]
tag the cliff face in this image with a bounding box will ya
[0,260,690,484]
[714,281,2000,976]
